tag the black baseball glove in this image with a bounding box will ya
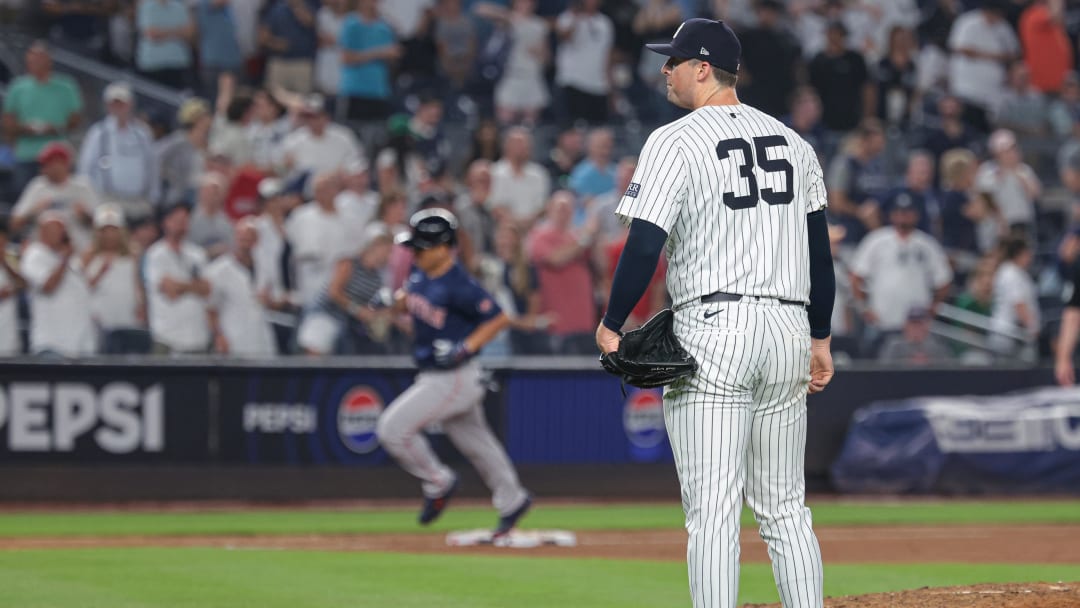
[599,309,698,389]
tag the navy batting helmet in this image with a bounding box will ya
[396,208,458,249]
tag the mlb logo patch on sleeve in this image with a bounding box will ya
[625,183,641,198]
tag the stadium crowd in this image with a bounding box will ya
[0,0,1079,364]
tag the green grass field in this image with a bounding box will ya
[1,500,1078,607]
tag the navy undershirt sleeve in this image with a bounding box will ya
[806,210,835,339]
[602,219,668,332]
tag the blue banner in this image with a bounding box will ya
[505,373,673,464]
[831,386,1080,493]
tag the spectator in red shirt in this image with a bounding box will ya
[526,190,598,354]
[1020,0,1073,94]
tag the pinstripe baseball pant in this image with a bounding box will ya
[667,298,823,608]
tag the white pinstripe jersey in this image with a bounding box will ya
[616,104,828,308]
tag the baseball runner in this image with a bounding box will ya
[595,19,835,608]
[377,209,532,536]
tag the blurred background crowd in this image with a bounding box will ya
[0,0,1078,365]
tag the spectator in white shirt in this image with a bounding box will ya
[315,0,349,96]
[489,127,550,226]
[974,129,1041,234]
[279,93,362,178]
[990,237,1040,356]
[948,4,1020,133]
[285,170,350,307]
[251,177,300,350]
[249,88,295,172]
[335,158,380,228]
[206,218,277,356]
[0,221,27,356]
[20,212,96,356]
[81,204,143,353]
[554,0,614,125]
[78,82,160,222]
[851,196,953,353]
[12,142,99,251]
[188,172,235,259]
[144,204,212,353]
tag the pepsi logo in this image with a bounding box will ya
[337,387,384,454]
[623,389,666,449]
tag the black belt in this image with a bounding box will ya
[701,292,804,307]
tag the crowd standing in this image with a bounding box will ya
[1,0,1079,365]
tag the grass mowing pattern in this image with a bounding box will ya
[2,501,1080,538]
[0,549,1077,607]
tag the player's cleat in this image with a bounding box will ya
[493,495,532,537]
[418,475,459,525]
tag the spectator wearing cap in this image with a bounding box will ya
[0,220,27,355]
[78,82,159,222]
[135,0,195,90]
[826,118,890,244]
[1019,0,1074,95]
[738,0,802,119]
[205,218,277,356]
[553,0,614,125]
[851,194,953,353]
[188,173,234,259]
[990,237,1040,356]
[192,0,243,99]
[568,127,616,204]
[12,142,99,251]
[877,307,954,365]
[808,19,872,134]
[974,129,1041,235]
[144,204,212,353]
[260,0,320,94]
[339,0,399,123]
[279,94,363,178]
[881,151,941,240]
[296,223,393,355]
[250,177,298,350]
[489,127,550,226]
[81,204,143,353]
[1,41,83,197]
[948,2,1020,134]
[156,97,212,208]
[455,159,496,258]
[285,170,350,307]
[526,190,599,355]
[336,159,379,228]
[20,211,96,356]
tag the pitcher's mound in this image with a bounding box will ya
[446,529,578,549]
[745,582,1079,608]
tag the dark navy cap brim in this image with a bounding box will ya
[645,43,695,59]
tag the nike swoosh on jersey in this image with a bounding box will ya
[703,308,725,319]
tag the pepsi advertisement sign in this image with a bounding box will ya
[217,371,409,465]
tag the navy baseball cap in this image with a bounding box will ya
[646,18,741,74]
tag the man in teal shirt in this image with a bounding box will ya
[2,41,83,196]
[340,0,398,122]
